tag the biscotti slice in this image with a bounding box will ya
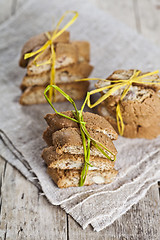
[19,81,89,105]
[107,69,160,91]
[96,70,160,128]
[47,168,118,188]
[19,30,70,68]
[54,42,79,69]
[20,62,93,89]
[98,103,160,139]
[96,70,160,101]
[54,61,93,81]
[97,88,160,128]
[50,127,117,160]
[72,41,90,62]
[44,111,118,140]
[96,70,160,115]
[27,43,78,75]
[42,146,115,170]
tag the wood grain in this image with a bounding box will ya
[0,157,67,240]
[89,0,137,30]
[136,0,160,46]
[0,0,13,24]
[89,0,160,46]
[1,155,159,239]
[0,0,26,24]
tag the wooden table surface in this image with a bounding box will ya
[0,0,160,239]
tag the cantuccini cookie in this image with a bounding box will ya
[27,43,79,75]
[42,147,114,170]
[48,127,117,160]
[44,111,118,140]
[47,168,118,188]
[42,110,118,188]
[19,30,70,68]
[96,69,160,139]
[20,81,89,105]
[20,62,93,89]
[71,41,90,62]
[19,30,93,105]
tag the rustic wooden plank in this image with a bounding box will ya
[0,157,67,240]
[89,0,137,29]
[0,1,67,239]
[0,156,6,228]
[0,155,160,239]
[134,0,160,46]
[68,184,160,240]
[15,0,26,12]
[0,0,26,25]
[0,0,160,239]
[0,0,13,24]
[132,0,141,33]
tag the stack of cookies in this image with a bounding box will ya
[19,30,93,105]
[96,69,160,139]
[42,111,118,188]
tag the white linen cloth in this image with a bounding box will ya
[0,0,160,231]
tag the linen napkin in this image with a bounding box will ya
[0,0,160,231]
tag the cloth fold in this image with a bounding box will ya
[0,0,160,232]
[0,130,41,189]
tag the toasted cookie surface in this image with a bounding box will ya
[96,70,160,139]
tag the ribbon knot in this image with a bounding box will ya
[128,79,134,85]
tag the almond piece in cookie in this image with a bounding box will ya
[20,62,93,89]
[47,168,118,188]
[27,43,78,75]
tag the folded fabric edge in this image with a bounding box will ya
[0,129,102,207]
[0,129,94,207]
[0,129,41,190]
[0,0,33,32]
[61,157,160,231]
[91,178,159,232]
[1,130,159,232]
[60,149,160,213]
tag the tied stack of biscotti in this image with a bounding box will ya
[42,111,118,188]
[96,69,160,139]
[19,30,93,105]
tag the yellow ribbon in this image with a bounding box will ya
[76,70,160,136]
[44,85,116,186]
[24,11,78,102]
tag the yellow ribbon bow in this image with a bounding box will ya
[24,11,78,102]
[77,70,160,136]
